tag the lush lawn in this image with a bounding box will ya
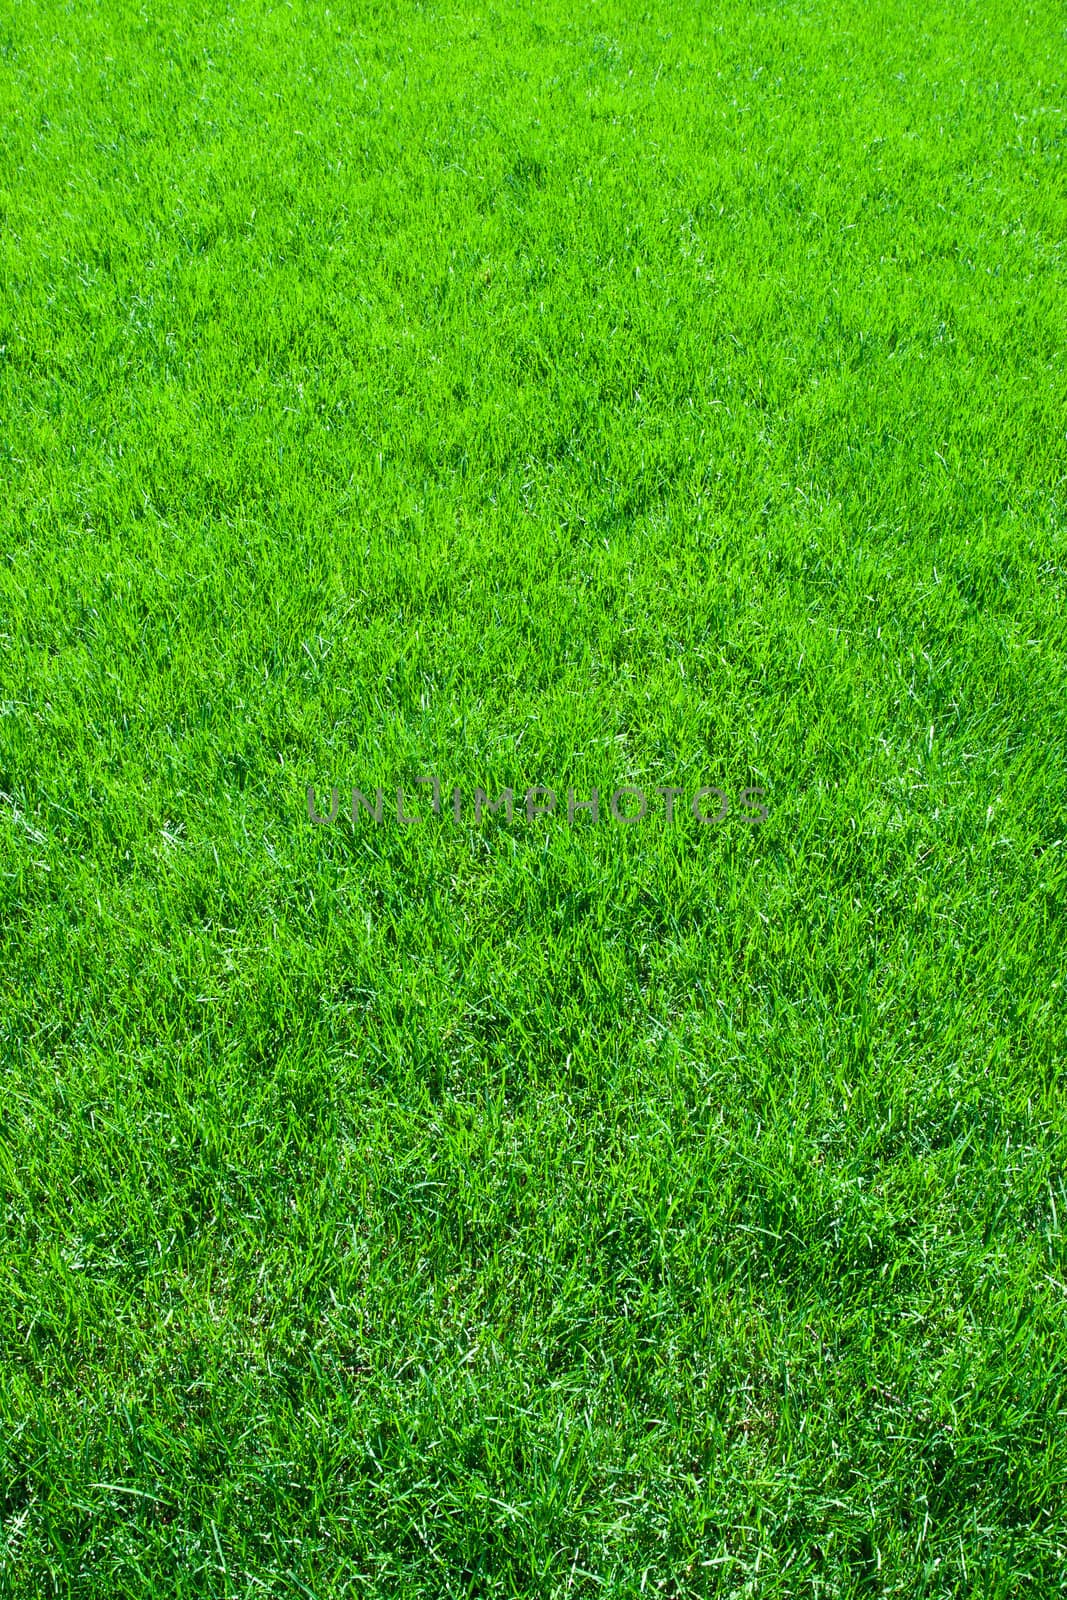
[2,0,1066,1593]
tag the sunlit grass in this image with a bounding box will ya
[1,0,1066,1593]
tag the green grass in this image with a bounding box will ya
[2,0,1067,1593]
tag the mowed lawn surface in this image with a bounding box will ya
[2,0,1066,1593]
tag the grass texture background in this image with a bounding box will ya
[1,0,1066,1593]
